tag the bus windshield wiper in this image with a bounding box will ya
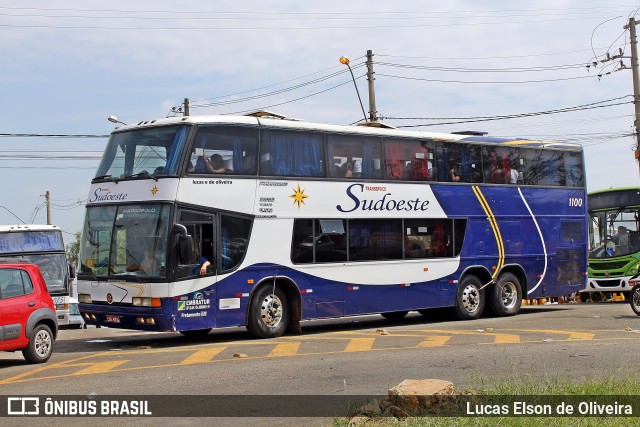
[112,273,141,282]
[128,171,158,181]
[93,174,113,181]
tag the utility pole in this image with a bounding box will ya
[366,50,378,122]
[627,18,640,168]
[45,191,51,225]
[183,98,190,116]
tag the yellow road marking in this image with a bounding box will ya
[417,336,452,347]
[344,338,376,352]
[415,329,521,344]
[267,342,300,357]
[73,360,129,375]
[179,347,226,365]
[0,328,632,385]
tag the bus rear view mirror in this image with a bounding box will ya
[173,224,193,264]
[178,235,193,264]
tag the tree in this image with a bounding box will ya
[66,231,81,270]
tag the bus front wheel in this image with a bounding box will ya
[488,272,522,316]
[454,275,485,320]
[248,285,290,339]
[630,285,640,316]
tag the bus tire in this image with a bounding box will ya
[488,272,522,316]
[179,328,212,338]
[630,285,640,316]
[248,285,289,339]
[381,311,409,321]
[454,275,485,320]
[22,324,54,364]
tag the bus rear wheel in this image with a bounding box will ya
[488,272,522,316]
[454,275,485,320]
[248,285,289,339]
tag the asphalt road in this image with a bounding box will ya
[0,301,639,424]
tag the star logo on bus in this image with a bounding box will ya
[289,183,309,209]
[150,185,159,196]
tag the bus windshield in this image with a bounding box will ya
[95,125,190,179]
[79,204,171,278]
[589,208,640,258]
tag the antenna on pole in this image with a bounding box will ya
[339,56,368,123]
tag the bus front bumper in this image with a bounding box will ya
[79,303,172,331]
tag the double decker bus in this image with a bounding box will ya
[586,187,640,300]
[0,224,73,326]
[77,113,588,338]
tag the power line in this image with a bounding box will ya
[376,61,589,73]
[377,72,598,84]
[189,60,362,104]
[190,64,363,109]
[389,96,633,127]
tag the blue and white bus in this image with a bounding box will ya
[0,224,73,326]
[77,113,588,338]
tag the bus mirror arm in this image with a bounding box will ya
[172,224,188,238]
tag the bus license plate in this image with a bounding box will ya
[105,315,121,323]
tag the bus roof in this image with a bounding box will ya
[110,114,583,151]
[0,224,62,233]
[588,187,640,212]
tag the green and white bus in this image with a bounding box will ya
[587,187,640,299]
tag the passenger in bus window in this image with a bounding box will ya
[205,154,226,173]
[197,257,211,275]
[344,162,353,177]
[510,168,523,184]
[449,164,461,182]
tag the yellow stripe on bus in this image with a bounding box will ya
[472,186,505,277]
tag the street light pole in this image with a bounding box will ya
[339,56,368,123]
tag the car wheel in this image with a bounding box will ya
[22,324,54,364]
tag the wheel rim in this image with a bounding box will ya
[34,330,52,358]
[260,293,283,328]
[462,284,480,313]
[499,281,518,309]
[633,289,640,310]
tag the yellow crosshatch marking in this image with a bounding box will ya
[289,183,308,209]
[0,328,635,385]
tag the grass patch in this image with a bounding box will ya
[336,375,639,426]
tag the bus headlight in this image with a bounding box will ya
[132,297,162,307]
[78,294,92,303]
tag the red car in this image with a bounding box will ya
[0,262,58,363]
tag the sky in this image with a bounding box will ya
[1,1,639,243]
